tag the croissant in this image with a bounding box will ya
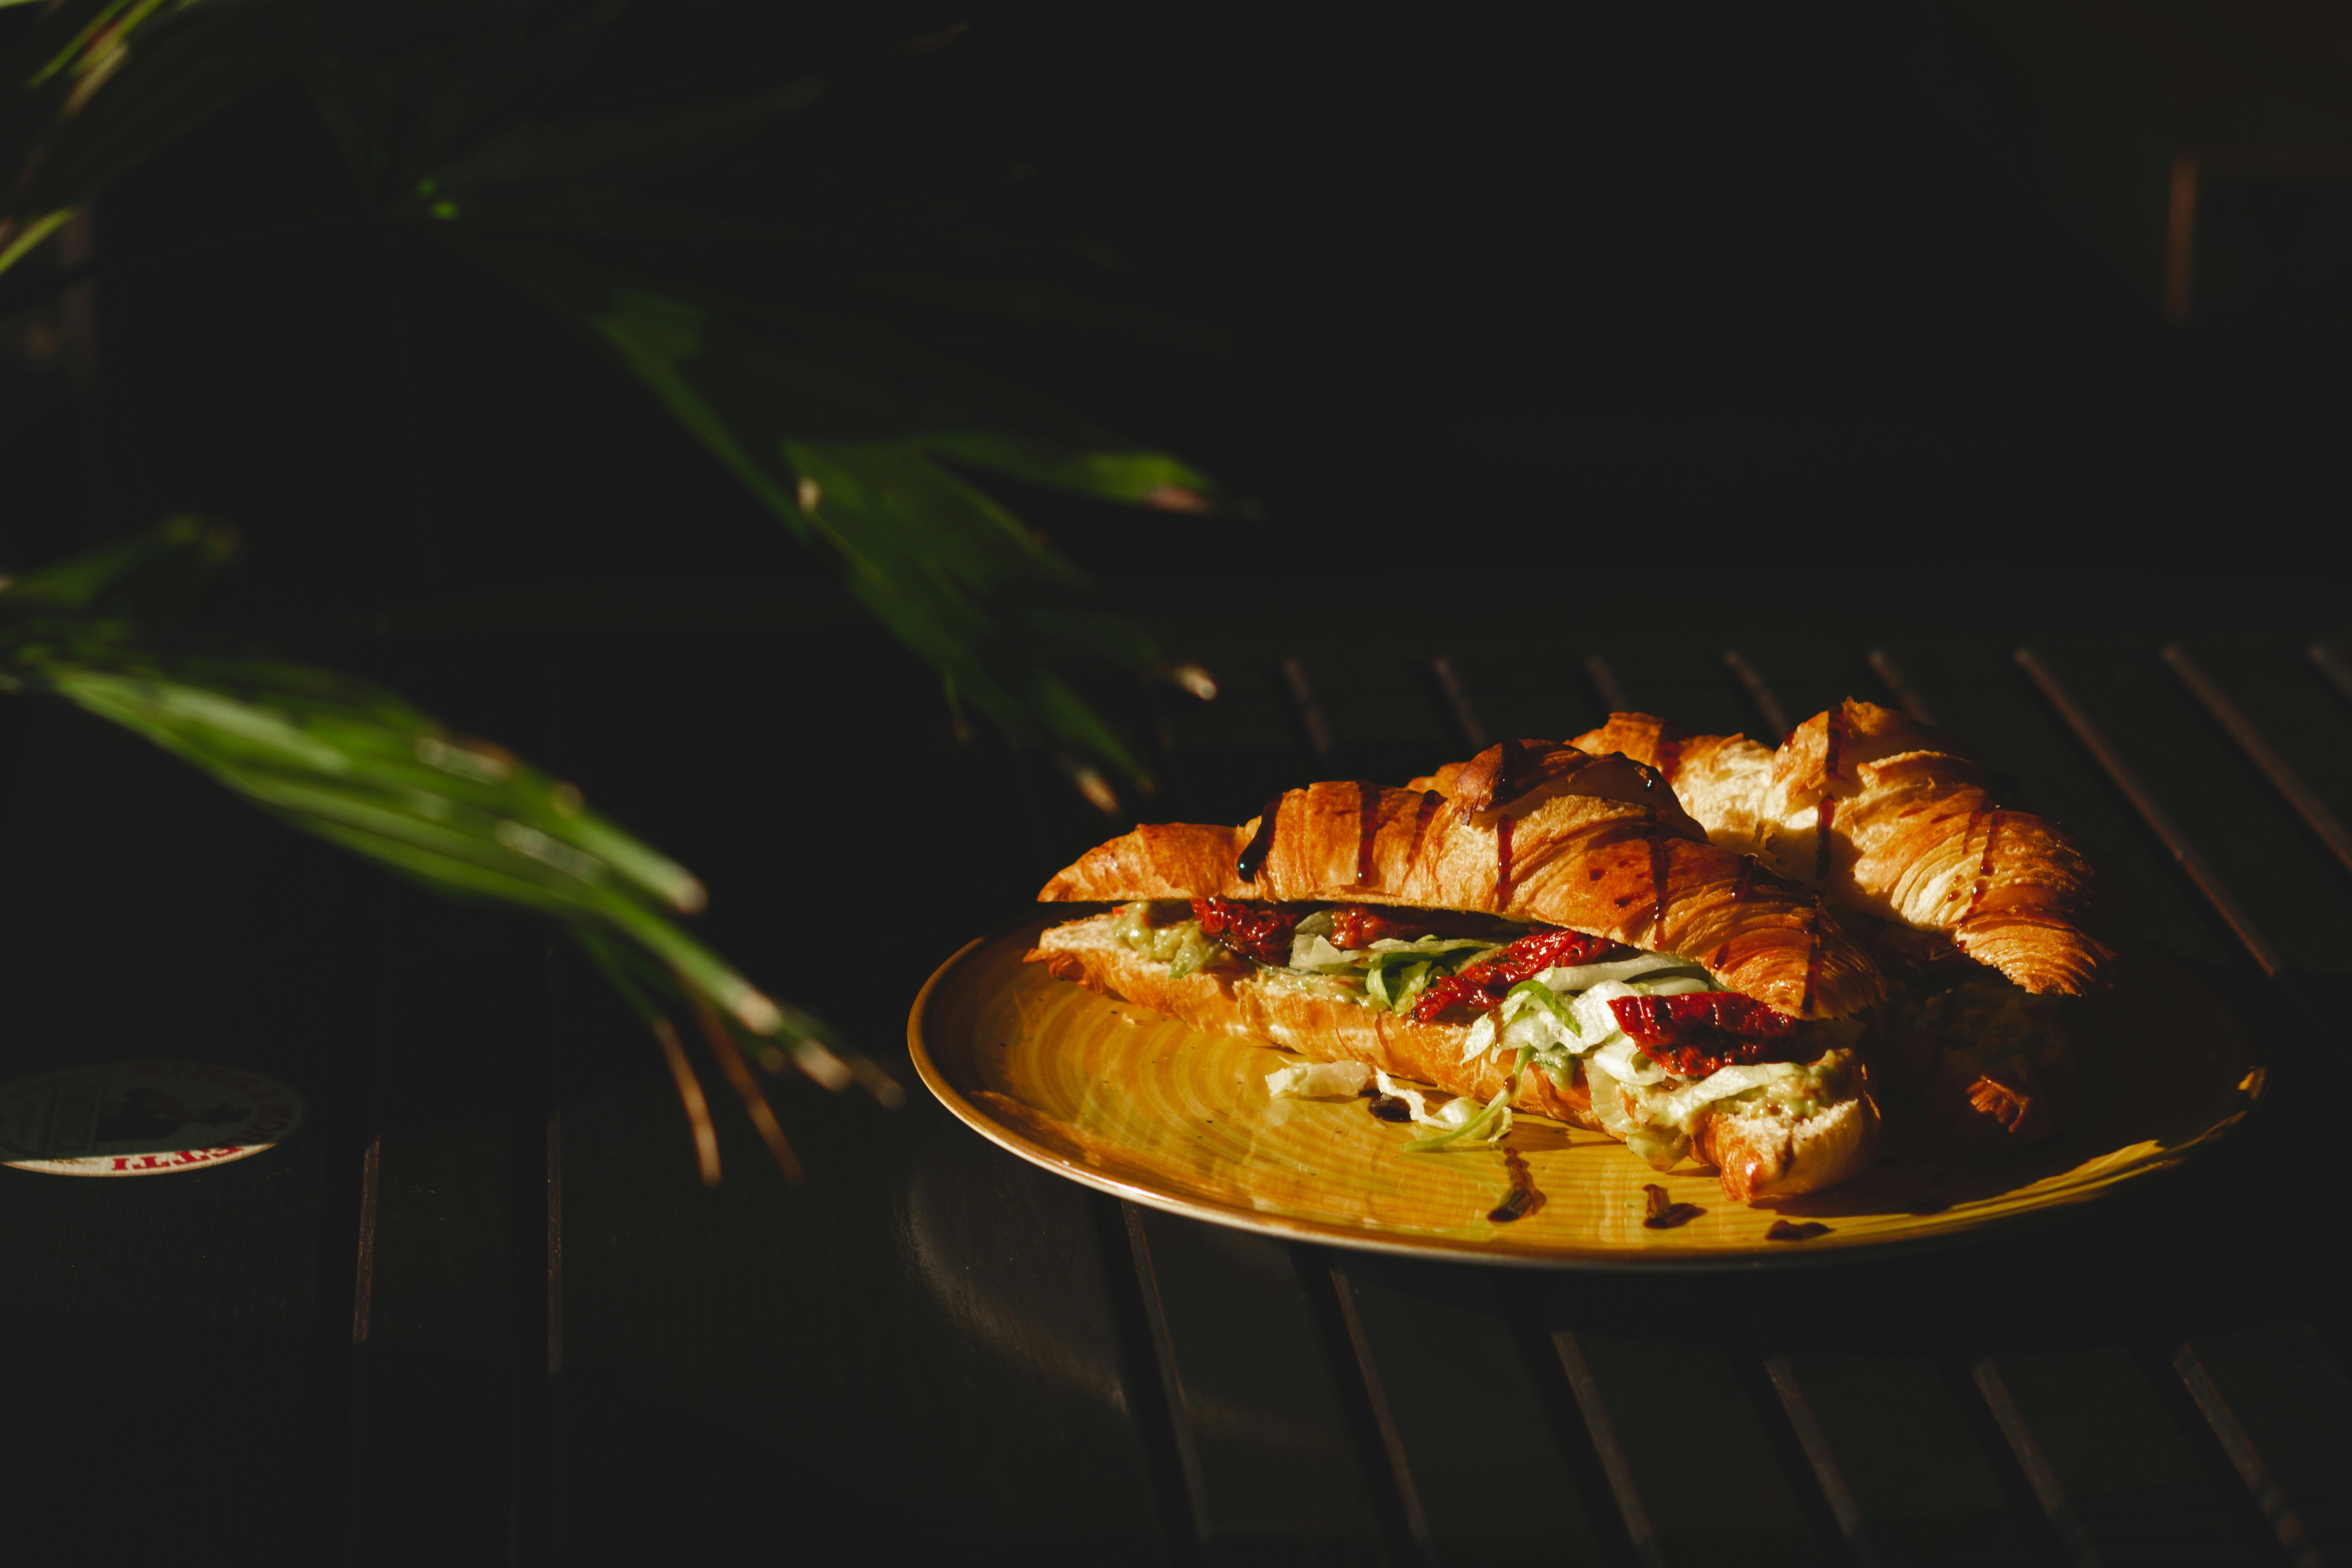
[1567,704,2112,996]
[1031,741,1886,1201]
[1043,741,1883,1020]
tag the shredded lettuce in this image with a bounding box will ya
[1585,1060,1636,1139]
[1110,906,1222,980]
[1265,1059,1376,1097]
[1501,1009,1570,1057]
[1633,975,1714,997]
[1166,927,1218,979]
[1593,1034,1671,1087]
[1368,935,1498,958]
[1651,1061,1804,1129]
[1494,980,1580,1058]
[1568,980,1640,1056]
[1502,978,1580,1033]
[1289,932,1366,971]
[1367,955,1436,1011]
[1361,940,1490,1013]
[1396,1047,1530,1151]
[1530,1045,1581,1092]
[1457,1011,1498,1063]
[1532,956,1709,991]
[1625,1124,1691,1171]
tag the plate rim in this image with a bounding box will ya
[907,909,2265,1271]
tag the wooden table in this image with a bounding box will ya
[2,580,2347,1566]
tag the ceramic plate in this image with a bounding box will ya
[908,914,2265,1267]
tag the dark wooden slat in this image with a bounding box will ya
[1593,645,1749,739]
[2172,1344,2321,1568]
[1559,1317,1830,1566]
[1126,1211,1385,1559]
[1329,1258,1621,1563]
[1426,654,1489,754]
[1865,648,1936,725]
[1120,1201,1214,1553]
[2014,647,2287,975]
[2176,1325,2352,1564]
[1270,648,1457,787]
[1319,1260,1438,1564]
[1550,1325,1668,1568]
[1717,641,1867,732]
[1413,644,1601,748]
[1872,639,2232,965]
[1722,648,1793,740]
[341,891,521,1566]
[2308,642,2352,712]
[1981,1349,2268,1566]
[1970,1358,2102,1568]
[1769,1352,2049,1568]
[2163,644,2352,880]
[1761,1355,1882,1568]
[2180,641,2352,868]
[1281,655,1336,759]
[1585,653,1632,715]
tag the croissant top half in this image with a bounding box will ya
[1569,703,2113,996]
[1040,741,1883,1018]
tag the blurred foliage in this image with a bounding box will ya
[0,0,1219,1166]
[0,519,893,1163]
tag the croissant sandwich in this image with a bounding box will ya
[1537,702,2111,1154]
[1029,741,1885,1202]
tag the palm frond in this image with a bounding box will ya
[5,3,1224,790]
[0,521,888,1124]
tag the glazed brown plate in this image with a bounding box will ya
[908,914,2264,1267]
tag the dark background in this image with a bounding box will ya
[6,1,2350,609]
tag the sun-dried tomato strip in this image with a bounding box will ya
[1606,992,1804,1077]
[1326,903,1512,950]
[1191,898,1300,964]
[1410,929,1637,1022]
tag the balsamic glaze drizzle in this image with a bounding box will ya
[1488,1147,1544,1223]
[1798,899,1824,1016]
[1402,788,1443,884]
[1489,738,1528,805]
[1354,780,1382,886]
[1236,793,1284,884]
[1814,703,1846,883]
[1962,810,2003,922]
[1646,808,1671,946]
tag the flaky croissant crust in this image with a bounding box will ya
[1570,703,2113,996]
[1040,742,1883,1019]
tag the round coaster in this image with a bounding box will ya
[0,1061,307,1176]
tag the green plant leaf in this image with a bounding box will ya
[6,3,1224,798]
[0,0,325,281]
[0,512,238,623]
[0,523,864,1094]
[441,249,1208,787]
